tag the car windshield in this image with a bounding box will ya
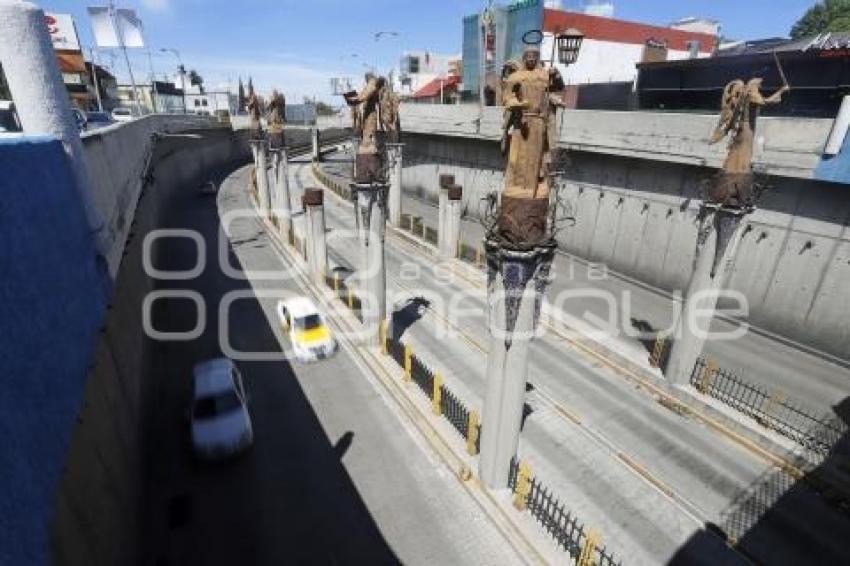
[88,113,111,122]
[193,390,241,419]
[295,314,322,331]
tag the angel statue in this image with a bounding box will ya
[708,78,789,207]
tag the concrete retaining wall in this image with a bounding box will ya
[81,114,219,276]
[49,127,250,566]
[399,109,850,360]
[0,137,109,566]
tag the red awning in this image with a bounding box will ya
[413,75,460,99]
[56,50,86,73]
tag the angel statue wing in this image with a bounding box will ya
[709,79,746,145]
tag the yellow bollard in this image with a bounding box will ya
[380,320,388,355]
[698,359,717,394]
[334,272,340,293]
[347,287,354,310]
[467,410,480,455]
[649,336,666,368]
[476,243,482,266]
[432,373,442,415]
[403,345,412,383]
[578,528,600,566]
[512,460,532,510]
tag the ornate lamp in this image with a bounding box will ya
[555,28,584,65]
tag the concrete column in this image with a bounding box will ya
[270,147,292,239]
[479,242,554,488]
[0,0,105,254]
[253,140,271,213]
[386,143,404,225]
[311,127,321,162]
[437,174,454,250]
[351,136,360,180]
[666,205,749,385]
[303,188,327,285]
[353,183,388,349]
[439,184,463,258]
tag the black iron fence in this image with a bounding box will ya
[691,358,844,457]
[381,330,480,452]
[509,459,622,566]
[324,273,362,322]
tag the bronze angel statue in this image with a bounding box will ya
[707,78,789,207]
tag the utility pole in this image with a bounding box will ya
[108,1,142,115]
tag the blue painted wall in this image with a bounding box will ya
[0,137,109,565]
[815,132,850,183]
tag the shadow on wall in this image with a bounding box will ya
[669,398,850,565]
[48,129,251,566]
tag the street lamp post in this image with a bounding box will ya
[160,47,186,114]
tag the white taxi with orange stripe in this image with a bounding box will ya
[277,297,337,362]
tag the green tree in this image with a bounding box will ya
[188,69,204,93]
[791,0,850,39]
[237,77,245,113]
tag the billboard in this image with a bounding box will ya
[44,12,81,51]
[87,7,146,48]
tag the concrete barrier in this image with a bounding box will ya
[81,114,220,277]
[397,106,850,360]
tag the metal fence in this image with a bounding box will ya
[509,460,622,566]
[691,358,844,456]
[324,273,362,322]
[383,331,480,450]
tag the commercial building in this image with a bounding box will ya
[637,33,850,118]
[397,51,460,98]
[461,0,544,101]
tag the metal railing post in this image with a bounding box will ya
[650,336,666,368]
[512,460,531,510]
[698,359,717,393]
[578,528,600,566]
[403,345,412,383]
[467,410,480,455]
[432,373,443,415]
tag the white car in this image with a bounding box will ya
[277,297,337,362]
[189,358,253,460]
[111,107,137,122]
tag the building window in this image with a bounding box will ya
[194,99,200,107]
[202,99,208,107]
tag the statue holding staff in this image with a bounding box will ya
[494,46,565,248]
[266,89,286,149]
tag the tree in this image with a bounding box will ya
[791,0,850,39]
[237,77,245,114]
[315,101,337,116]
[188,69,204,93]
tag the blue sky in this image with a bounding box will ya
[44,0,815,102]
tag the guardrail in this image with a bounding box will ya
[691,358,845,456]
[508,459,621,566]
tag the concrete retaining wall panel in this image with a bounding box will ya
[398,129,850,359]
[805,240,850,347]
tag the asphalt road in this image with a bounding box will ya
[141,155,522,565]
[303,152,850,565]
[320,153,850,416]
